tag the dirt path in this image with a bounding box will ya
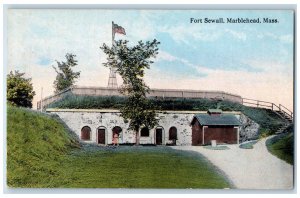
[172,137,293,189]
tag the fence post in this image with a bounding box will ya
[279,104,281,112]
[272,103,273,111]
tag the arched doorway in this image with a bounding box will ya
[169,126,177,145]
[155,127,164,145]
[112,126,122,144]
[97,126,106,144]
[81,126,91,141]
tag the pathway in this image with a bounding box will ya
[172,137,293,189]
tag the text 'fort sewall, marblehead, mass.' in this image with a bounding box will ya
[190,17,279,24]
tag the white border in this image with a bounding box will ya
[1,1,298,197]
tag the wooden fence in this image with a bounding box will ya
[242,98,293,120]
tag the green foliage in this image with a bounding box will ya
[7,71,36,108]
[48,94,126,109]
[266,131,294,165]
[7,106,79,187]
[101,39,160,144]
[53,53,80,94]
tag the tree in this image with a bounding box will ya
[53,53,80,94]
[7,70,36,108]
[101,39,160,145]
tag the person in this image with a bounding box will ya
[113,132,119,147]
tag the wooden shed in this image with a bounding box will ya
[191,109,241,146]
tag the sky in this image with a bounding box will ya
[7,9,294,110]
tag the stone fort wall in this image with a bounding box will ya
[46,109,260,146]
[38,86,243,110]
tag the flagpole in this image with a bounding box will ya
[112,21,113,45]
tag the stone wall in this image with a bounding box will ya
[47,109,197,145]
[46,109,257,146]
[239,114,260,142]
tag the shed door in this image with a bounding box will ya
[98,129,105,144]
[192,121,202,146]
[156,129,162,145]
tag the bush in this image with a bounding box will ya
[266,132,294,164]
[7,71,35,108]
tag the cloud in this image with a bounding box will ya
[245,59,293,77]
[156,50,214,76]
[160,24,249,45]
[279,34,293,43]
[224,29,247,41]
[160,25,222,44]
[257,32,293,44]
[156,51,180,62]
[145,65,293,110]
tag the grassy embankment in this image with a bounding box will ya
[7,106,232,188]
[266,125,294,165]
[48,94,286,137]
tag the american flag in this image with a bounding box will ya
[113,22,126,35]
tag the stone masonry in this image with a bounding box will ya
[47,109,258,146]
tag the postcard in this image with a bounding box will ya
[6,8,294,190]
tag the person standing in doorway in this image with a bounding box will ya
[113,132,119,147]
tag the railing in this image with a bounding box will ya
[242,98,293,121]
[279,104,293,120]
[242,98,274,109]
[37,87,72,110]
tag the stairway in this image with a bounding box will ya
[274,110,293,123]
[274,110,293,134]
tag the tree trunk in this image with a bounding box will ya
[135,129,140,145]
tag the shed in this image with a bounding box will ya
[191,110,241,145]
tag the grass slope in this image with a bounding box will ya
[7,106,232,188]
[7,106,79,187]
[48,94,286,136]
[266,127,294,165]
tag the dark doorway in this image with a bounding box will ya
[112,126,122,137]
[81,126,91,140]
[169,127,177,145]
[156,128,163,145]
[98,128,105,144]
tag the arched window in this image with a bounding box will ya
[81,126,91,140]
[141,127,149,137]
[169,127,177,140]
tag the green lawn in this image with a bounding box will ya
[7,106,232,188]
[57,146,232,188]
[266,132,294,165]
